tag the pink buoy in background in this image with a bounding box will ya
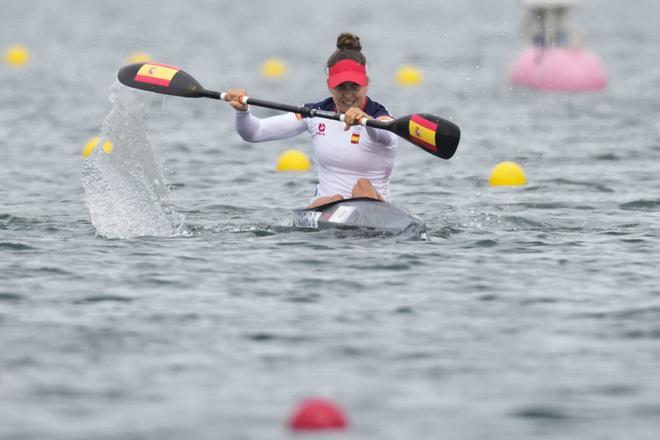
[510,46,607,91]
[509,0,607,91]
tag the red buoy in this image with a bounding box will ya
[288,398,348,431]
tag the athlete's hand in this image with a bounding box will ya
[225,89,249,111]
[342,107,371,131]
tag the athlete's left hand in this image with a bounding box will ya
[342,107,371,131]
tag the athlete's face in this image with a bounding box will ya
[329,81,368,114]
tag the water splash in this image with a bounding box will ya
[82,81,185,239]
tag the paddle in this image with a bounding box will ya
[117,62,460,159]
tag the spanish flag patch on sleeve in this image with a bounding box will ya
[350,132,360,144]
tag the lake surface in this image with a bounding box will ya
[2,0,660,439]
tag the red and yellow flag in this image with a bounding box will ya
[408,114,437,152]
[350,132,360,144]
[134,63,179,87]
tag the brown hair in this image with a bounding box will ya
[326,32,366,68]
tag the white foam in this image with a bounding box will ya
[81,81,186,239]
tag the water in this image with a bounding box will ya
[2,0,660,439]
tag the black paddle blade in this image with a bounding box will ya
[117,62,205,98]
[391,113,461,159]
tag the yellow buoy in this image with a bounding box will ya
[82,137,101,158]
[4,44,30,67]
[102,140,114,154]
[489,161,527,187]
[127,51,151,64]
[82,137,114,157]
[276,149,310,172]
[261,58,287,79]
[395,65,422,86]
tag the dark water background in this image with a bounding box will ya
[2,0,660,438]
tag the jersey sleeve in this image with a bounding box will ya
[364,98,393,119]
[364,126,398,150]
[363,125,397,148]
[235,110,307,142]
[361,98,397,147]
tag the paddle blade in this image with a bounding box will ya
[391,113,461,159]
[117,62,205,98]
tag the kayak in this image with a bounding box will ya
[291,197,427,240]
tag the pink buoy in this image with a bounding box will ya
[510,0,607,91]
[509,46,607,91]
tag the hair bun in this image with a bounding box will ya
[336,32,362,52]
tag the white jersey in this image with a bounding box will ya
[234,97,398,201]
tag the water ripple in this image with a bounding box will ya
[0,213,41,230]
[0,292,24,302]
[73,295,134,304]
[619,199,660,211]
[512,405,571,420]
[0,241,35,251]
[548,178,615,193]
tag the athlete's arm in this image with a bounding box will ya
[364,116,397,147]
[235,111,306,142]
[344,105,397,147]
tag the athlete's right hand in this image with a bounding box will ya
[225,89,249,111]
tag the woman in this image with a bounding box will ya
[225,32,397,208]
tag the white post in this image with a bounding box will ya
[520,0,579,48]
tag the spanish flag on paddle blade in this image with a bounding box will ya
[408,114,438,153]
[134,63,179,87]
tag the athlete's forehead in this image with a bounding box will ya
[333,81,363,89]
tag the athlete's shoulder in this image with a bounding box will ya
[364,97,393,119]
[298,97,392,119]
[297,97,335,119]
[302,98,335,113]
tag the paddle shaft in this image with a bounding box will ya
[199,89,390,129]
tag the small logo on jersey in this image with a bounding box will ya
[350,132,360,144]
[318,123,326,134]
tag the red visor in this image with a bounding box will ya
[327,59,367,88]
